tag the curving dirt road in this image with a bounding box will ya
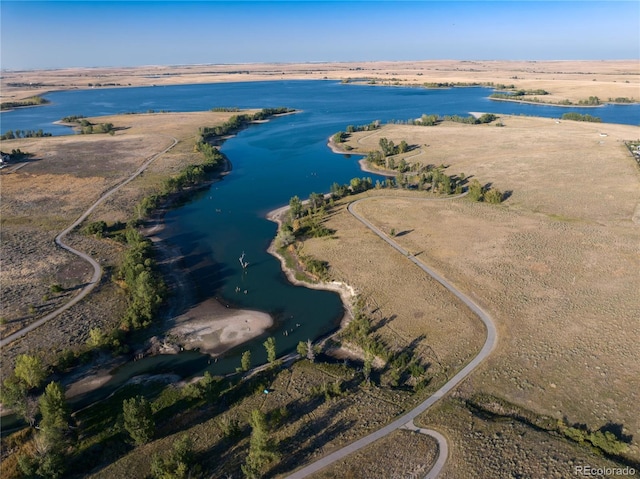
[0,136,178,348]
[284,194,498,479]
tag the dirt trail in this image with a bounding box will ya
[0,136,178,348]
[283,194,497,479]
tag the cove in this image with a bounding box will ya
[2,81,639,408]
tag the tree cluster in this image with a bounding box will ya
[341,298,428,390]
[78,120,115,135]
[60,114,86,123]
[332,121,381,143]
[150,435,200,479]
[466,178,504,204]
[1,355,73,478]
[123,396,156,445]
[198,108,293,142]
[118,228,166,331]
[0,148,32,161]
[378,137,409,156]
[577,96,601,105]
[561,112,602,122]
[242,409,280,478]
[1,129,52,140]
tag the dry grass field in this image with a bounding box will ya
[2,60,638,105]
[310,116,640,473]
[0,111,245,364]
[308,429,438,479]
[83,360,435,479]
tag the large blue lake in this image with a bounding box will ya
[2,81,639,389]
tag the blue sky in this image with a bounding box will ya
[1,1,638,69]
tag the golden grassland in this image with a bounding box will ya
[310,116,640,473]
[0,111,245,360]
[2,60,638,105]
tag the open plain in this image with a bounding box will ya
[308,115,640,475]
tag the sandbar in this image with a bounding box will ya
[167,298,273,355]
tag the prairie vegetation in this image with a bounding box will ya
[0,111,258,363]
[311,115,640,472]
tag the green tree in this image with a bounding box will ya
[263,337,277,364]
[379,137,396,156]
[0,375,38,426]
[123,396,155,445]
[289,196,303,220]
[274,229,295,249]
[295,339,315,361]
[14,354,46,390]
[484,188,504,204]
[242,409,279,478]
[39,382,70,448]
[308,192,325,211]
[241,350,252,372]
[87,327,107,349]
[467,179,484,202]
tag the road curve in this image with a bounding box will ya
[0,136,178,348]
[283,194,497,479]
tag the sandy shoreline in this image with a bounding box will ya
[166,298,273,356]
[265,204,356,328]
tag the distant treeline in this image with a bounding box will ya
[561,112,602,122]
[1,129,52,140]
[210,107,241,112]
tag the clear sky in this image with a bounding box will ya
[1,1,638,70]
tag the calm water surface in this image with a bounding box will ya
[2,81,638,397]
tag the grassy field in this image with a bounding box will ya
[73,360,435,479]
[0,111,247,364]
[312,116,640,473]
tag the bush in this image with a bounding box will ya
[83,220,108,237]
[484,188,504,204]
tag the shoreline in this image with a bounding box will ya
[326,135,396,178]
[488,96,607,108]
[265,205,356,329]
[3,61,638,109]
